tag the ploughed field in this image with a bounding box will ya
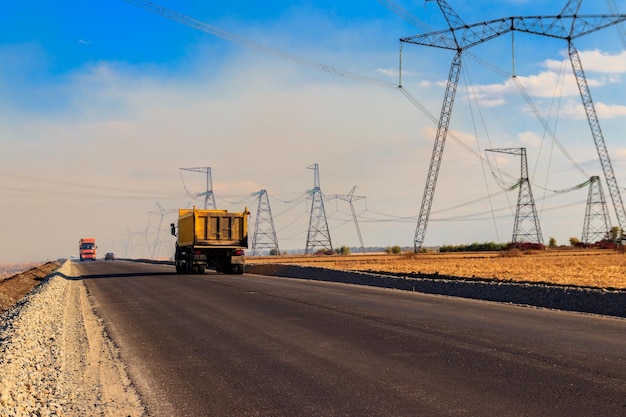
[248,249,626,290]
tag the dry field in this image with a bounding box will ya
[0,263,42,280]
[248,249,626,290]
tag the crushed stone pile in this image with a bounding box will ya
[0,261,144,417]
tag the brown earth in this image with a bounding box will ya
[248,249,626,290]
[0,261,61,313]
[2,250,624,314]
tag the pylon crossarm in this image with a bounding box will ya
[401,15,626,50]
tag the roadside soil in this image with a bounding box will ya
[3,250,625,315]
[0,261,61,313]
[248,249,626,290]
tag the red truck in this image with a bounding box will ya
[79,238,97,261]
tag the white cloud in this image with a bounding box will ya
[518,131,542,147]
[545,49,626,74]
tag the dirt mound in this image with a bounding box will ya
[0,262,61,313]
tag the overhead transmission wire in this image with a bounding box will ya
[430,198,588,222]
[606,0,626,48]
[462,66,508,242]
[534,57,567,218]
[178,170,201,201]
[122,0,396,90]
[122,0,511,179]
[382,0,588,181]
[389,1,588,189]
[0,171,184,200]
[453,38,590,181]
[125,0,598,231]
[605,0,626,193]
[270,192,309,205]
[217,193,257,206]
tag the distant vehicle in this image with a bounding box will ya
[105,252,115,261]
[171,207,249,274]
[79,238,97,261]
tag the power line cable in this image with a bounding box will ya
[122,0,397,90]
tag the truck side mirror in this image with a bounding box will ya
[170,223,176,236]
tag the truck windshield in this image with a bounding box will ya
[81,244,94,249]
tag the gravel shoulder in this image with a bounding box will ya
[0,261,144,417]
[1,256,624,416]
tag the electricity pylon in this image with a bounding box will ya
[487,148,543,244]
[325,185,366,250]
[180,166,217,209]
[581,176,612,244]
[305,163,333,254]
[251,189,280,255]
[149,202,178,259]
[401,0,626,251]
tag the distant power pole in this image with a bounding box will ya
[149,202,178,259]
[305,163,333,254]
[180,166,216,209]
[486,148,543,245]
[581,176,612,244]
[251,189,280,255]
[325,185,366,250]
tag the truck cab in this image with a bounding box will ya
[79,238,97,261]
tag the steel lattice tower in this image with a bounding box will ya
[180,166,217,209]
[325,185,366,250]
[251,189,280,255]
[402,0,626,251]
[487,148,543,244]
[305,163,333,254]
[581,176,612,244]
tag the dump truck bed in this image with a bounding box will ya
[177,208,248,248]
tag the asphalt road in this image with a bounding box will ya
[76,260,626,417]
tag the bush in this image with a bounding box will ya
[336,246,351,256]
[385,245,402,254]
[440,242,508,252]
[506,242,546,251]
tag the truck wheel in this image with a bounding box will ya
[235,265,244,275]
[185,253,193,274]
[198,266,206,274]
[175,262,182,273]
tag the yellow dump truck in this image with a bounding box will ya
[171,207,249,274]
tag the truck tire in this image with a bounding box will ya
[235,265,244,275]
[182,252,192,274]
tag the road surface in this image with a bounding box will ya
[76,260,626,417]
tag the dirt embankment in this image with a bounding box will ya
[248,249,626,290]
[247,250,626,318]
[0,261,61,314]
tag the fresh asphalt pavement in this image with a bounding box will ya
[76,260,626,417]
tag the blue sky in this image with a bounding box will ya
[2,0,626,262]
